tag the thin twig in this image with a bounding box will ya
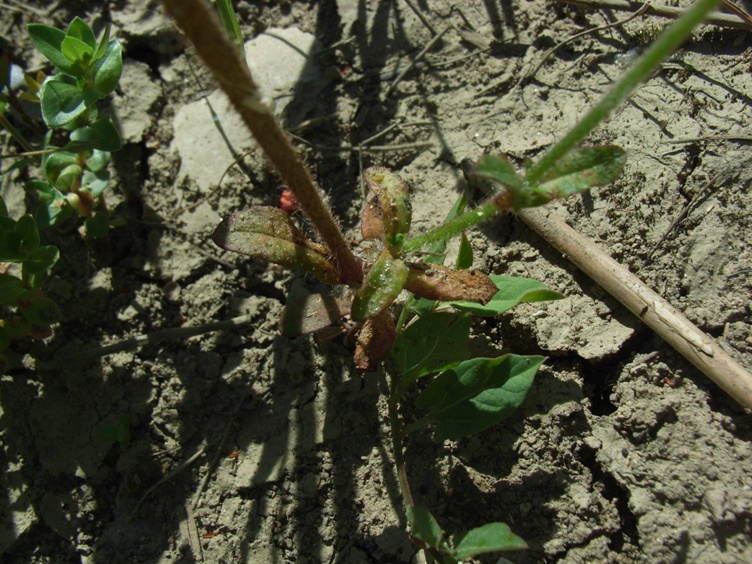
[522,4,650,84]
[37,314,256,370]
[557,0,752,29]
[664,134,752,144]
[384,25,451,99]
[401,0,437,35]
[130,442,208,518]
[184,502,205,562]
[646,172,721,259]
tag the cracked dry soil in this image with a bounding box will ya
[1,0,752,562]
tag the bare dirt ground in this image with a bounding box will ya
[2,0,752,562]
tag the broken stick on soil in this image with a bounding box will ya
[519,207,752,410]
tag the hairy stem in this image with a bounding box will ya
[401,201,500,254]
[161,0,362,283]
[526,0,723,184]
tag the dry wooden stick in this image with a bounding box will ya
[558,0,752,29]
[519,207,752,409]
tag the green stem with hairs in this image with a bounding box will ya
[526,0,723,184]
[401,201,500,254]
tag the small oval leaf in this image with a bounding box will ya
[351,251,407,322]
[212,207,339,284]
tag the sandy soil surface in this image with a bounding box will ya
[2,0,752,562]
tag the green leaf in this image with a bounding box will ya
[60,36,93,71]
[42,150,78,183]
[475,148,626,210]
[39,78,87,127]
[536,146,626,201]
[81,168,110,198]
[27,24,78,74]
[391,311,471,379]
[85,148,111,172]
[66,17,96,50]
[28,181,71,228]
[212,207,339,284]
[407,506,444,548]
[0,274,30,307]
[24,245,59,276]
[89,39,122,97]
[473,154,524,191]
[351,251,407,322]
[455,233,473,270]
[450,522,527,559]
[450,275,562,316]
[92,24,112,62]
[16,215,40,253]
[416,354,544,441]
[20,295,60,326]
[65,117,121,152]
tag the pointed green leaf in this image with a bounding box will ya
[61,36,93,70]
[450,275,562,316]
[407,506,444,548]
[85,148,111,172]
[66,17,96,50]
[450,522,527,559]
[351,251,407,322]
[92,24,112,62]
[212,207,339,284]
[455,233,473,270]
[473,154,524,191]
[279,293,351,337]
[536,146,626,201]
[65,117,122,152]
[416,354,544,441]
[391,312,471,379]
[28,24,78,74]
[89,39,122,97]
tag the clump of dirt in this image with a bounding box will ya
[1,1,751,562]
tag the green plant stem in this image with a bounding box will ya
[526,0,723,185]
[161,0,363,284]
[388,376,415,508]
[401,201,500,254]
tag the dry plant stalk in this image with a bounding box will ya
[160,0,362,284]
[520,208,752,410]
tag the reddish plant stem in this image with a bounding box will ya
[161,0,362,284]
